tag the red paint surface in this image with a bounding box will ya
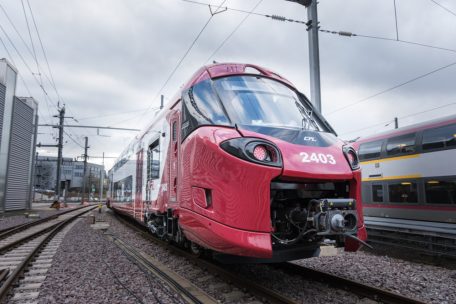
[179,208,272,258]
[179,127,281,232]
[111,63,367,259]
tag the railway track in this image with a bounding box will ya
[0,205,87,240]
[0,205,96,302]
[111,208,428,304]
[111,209,298,304]
[278,263,426,304]
[106,233,218,304]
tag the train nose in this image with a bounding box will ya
[279,144,356,180]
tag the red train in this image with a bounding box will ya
[109,63,367,262]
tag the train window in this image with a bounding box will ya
[362,184,371,203]
[388,181,418,203]
[147,140,160,180]
[172,121,177,141]
[386,133,416,156]
[425,180,456,204]
[422,124,456,151]
[372,184,384,202]
[358,140,383,160]
[213,76,323,131]
[181,79,231,139]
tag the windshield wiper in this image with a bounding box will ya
[294,99,319,131]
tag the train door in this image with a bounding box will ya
[168,110,180,208]
[135,149,144,220]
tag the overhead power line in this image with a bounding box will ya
[429,0,456,17]
[319,28,456,54]
[26,0,63,105]
[205,0,264,64]
[181,0,306,23]
[140,0,227,121]
[327,60,456,116]
[340,101,456,136]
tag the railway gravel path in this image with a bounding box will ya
[33,207,456,303]
[36,211,187,304]
[0,209,68,232]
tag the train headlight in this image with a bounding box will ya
[220,137,283,167]
[343,146,360,170]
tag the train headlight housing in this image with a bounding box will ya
[220,137,283,167]
[343,146,360,170]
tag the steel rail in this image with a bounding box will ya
[279,262,427,304]
[107,234,217,304]
[0,205,88,239]
[0,206,97,302]
[111,209,299,304]
[0,269,9,285]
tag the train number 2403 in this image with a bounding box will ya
[299,152,336,164]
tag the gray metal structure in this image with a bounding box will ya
[0,59,38,212]
[286,0,322,112]
[306,0,322,113]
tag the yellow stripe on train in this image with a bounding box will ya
[359,153,420,165]
[362,174,422,182]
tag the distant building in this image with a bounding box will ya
[0,59,38,212]
[34,156,105,198]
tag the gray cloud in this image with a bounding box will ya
[1,0,455,168]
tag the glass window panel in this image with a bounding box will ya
[362,184,370,203]
[388,181,418,203]
[359,140,383,160]
[386,133,416,156]
[372,184,384,202]
[425,180,456,204]
[147,140,160,180]
[422,124,456,150]
[214,76,323,131]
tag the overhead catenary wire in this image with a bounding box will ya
[429,0,456,18]
[326,60,456,116]
[205,0,264,64]
[181,0,306,23]
[26,0,63,105]
[138,0,227,123]
[20,0,40,79]
[319,28,456,54]
[340,101,456,136]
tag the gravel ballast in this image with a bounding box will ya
[35,208,456,303]
[37,212,187,304]
[0,208,68,231]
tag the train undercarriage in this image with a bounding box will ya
[143,179,363,262]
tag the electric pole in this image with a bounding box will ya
[286,0,322,112]
[81,137,89,203]
[99,152,104,202]
[394,117,399,129]
[55,106,65,200]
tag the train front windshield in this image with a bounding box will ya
[213,76,322,131]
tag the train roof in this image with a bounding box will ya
[111,63,298,170]
[356,114,456,144]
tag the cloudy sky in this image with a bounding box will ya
[1,0,455,169]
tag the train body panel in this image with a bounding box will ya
[109,63,367,262]
[355,115,456,224]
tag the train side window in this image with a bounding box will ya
[425,179,456,204]
[386,133,416,156]
[388,181,418,203]
[362,183,371,203]
[147,140,160,180]
[358,140,383,160]
[172,121,177,141]
[372,184,384,203]
[422,124,456,151]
